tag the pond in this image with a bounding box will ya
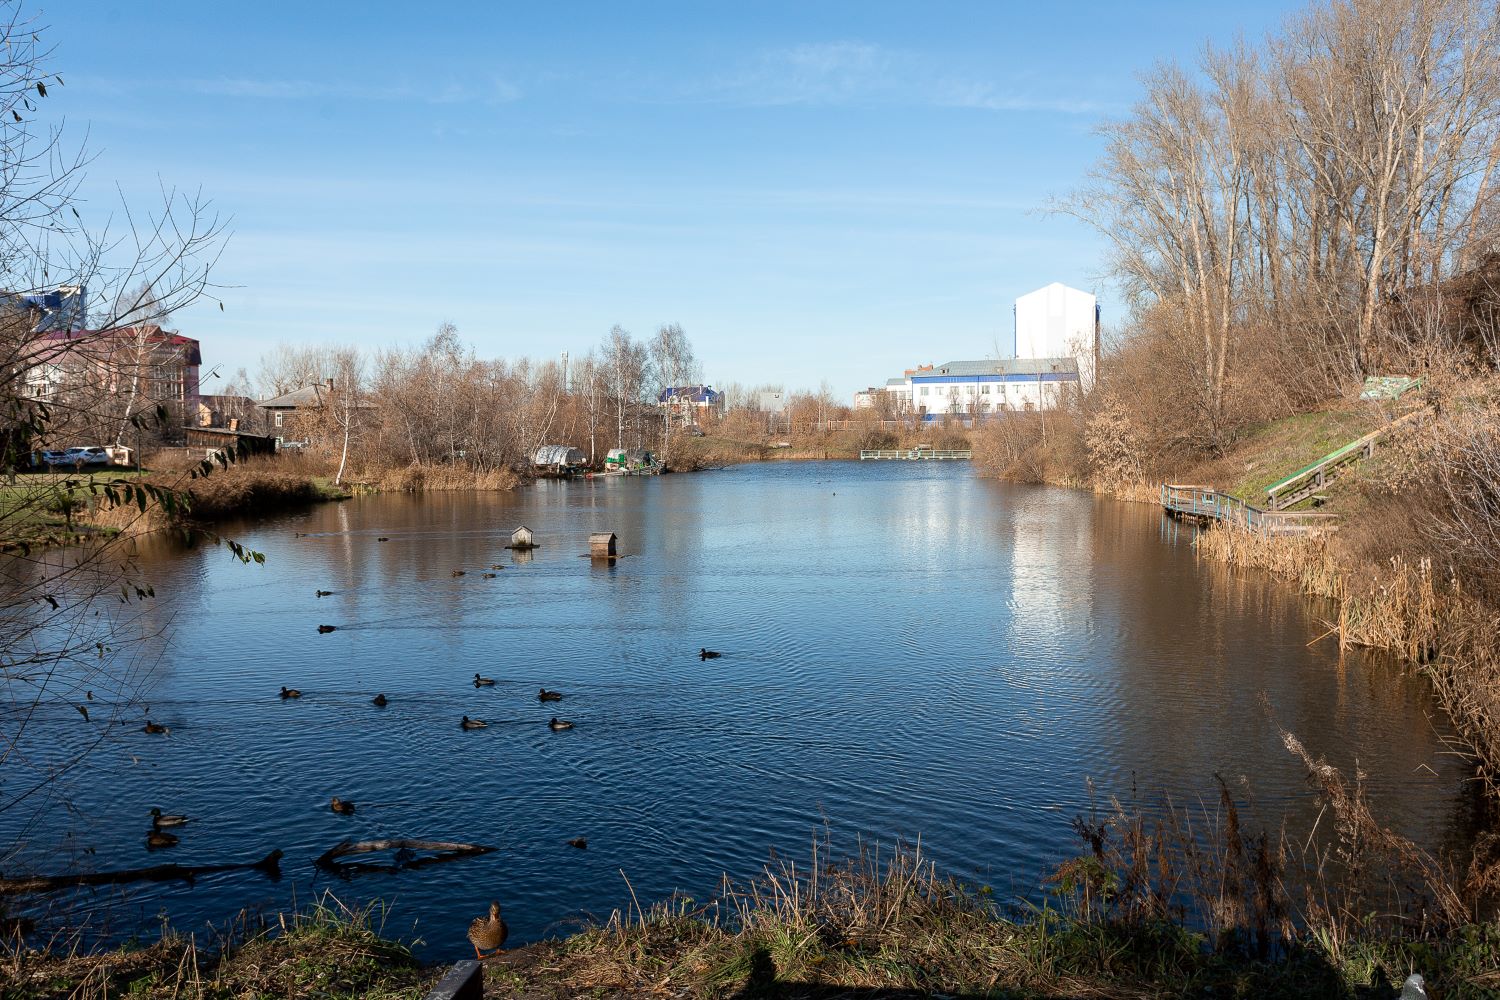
[0,460,1476,956]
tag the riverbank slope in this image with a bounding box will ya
[973,374,1500,801]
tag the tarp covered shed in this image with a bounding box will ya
[624,448,653,465]
[533,445,586,467]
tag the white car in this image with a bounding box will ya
[62,446,110,466]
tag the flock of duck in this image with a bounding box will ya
[130,532,726,957]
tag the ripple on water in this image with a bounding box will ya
[0,462,1474,955]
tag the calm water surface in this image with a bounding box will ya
[1,461,1476,954]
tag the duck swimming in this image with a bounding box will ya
[461,715,488,730]
[474,674,496,687]
[548,717,574,731]
[280,686,302,699]
[317,625,337,634]
[699,648,721,660]
[150,807,191,828]
[538,688,562,702]
[372,693,388,707]
[142,721,168,734]
[315,589,333,597]
[567,837,588,850]
[467,900,508,959]
[377,536,390,542]
[146,829,179,849]
[329,796,356,815]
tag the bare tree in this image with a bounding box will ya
[1,1,231,822]
[601,325,648,450]
[649,322,699,461]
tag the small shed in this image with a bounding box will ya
[589,532,617,558]
[533,445,586,468]
[509,525,537,550]
[624,448,654,468]
[604,448,628,467]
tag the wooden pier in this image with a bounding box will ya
[1161,484,1337,535]
[859,448,972,461]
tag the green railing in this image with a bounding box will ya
[1264,408,1426,510]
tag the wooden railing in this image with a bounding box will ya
[1162,484,1338,535]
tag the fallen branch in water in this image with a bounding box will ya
[314,838,496,876]
[0,849,283,895]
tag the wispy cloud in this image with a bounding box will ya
[189,76,522,104]
[707,40,1107,115]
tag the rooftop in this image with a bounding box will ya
[907,357,1079,379]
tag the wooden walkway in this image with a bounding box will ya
[1161,484,1338,535]
[859,448,972,460]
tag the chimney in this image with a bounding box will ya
[325,377,334,389]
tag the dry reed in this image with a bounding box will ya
[355,463,519,493]
[1194,520,1500,798]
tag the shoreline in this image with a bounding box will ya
[9,817,1495,999]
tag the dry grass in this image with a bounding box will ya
[1,895,431,1000]
[670,425,973,469]
[354,462,519,492]
[1194,520,1500,800]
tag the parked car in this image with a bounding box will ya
[40,448,69,467]
[62,446,110,467]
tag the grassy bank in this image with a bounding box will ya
[2,456,527,551]
[3,897,431,999]
[667,425,972,470]
[0,471,150,552]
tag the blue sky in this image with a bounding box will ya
[50,1,1296,399]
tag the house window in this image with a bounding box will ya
[274,412,284,427]
[981,384,991,394]
[920,386,928,396]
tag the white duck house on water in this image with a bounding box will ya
[509,525,536,550]
[590,532,617,559]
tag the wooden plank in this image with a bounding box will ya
[425,960,483,1000]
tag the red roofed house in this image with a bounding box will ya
[20,326,202,443]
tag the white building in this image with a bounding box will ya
[857,281,1097,420]
[907,358,1079,417]
[1015,282,1098,392]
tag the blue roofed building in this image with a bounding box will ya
[657,384,724,425]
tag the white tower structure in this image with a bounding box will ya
[1015,283,1098,392]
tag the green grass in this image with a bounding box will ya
[1219,406,1389,504]
[0,473,140,550]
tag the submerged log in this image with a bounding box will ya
[315,838,496,876]
[0,849,283,895]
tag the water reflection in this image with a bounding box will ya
[0,461,1474,957]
